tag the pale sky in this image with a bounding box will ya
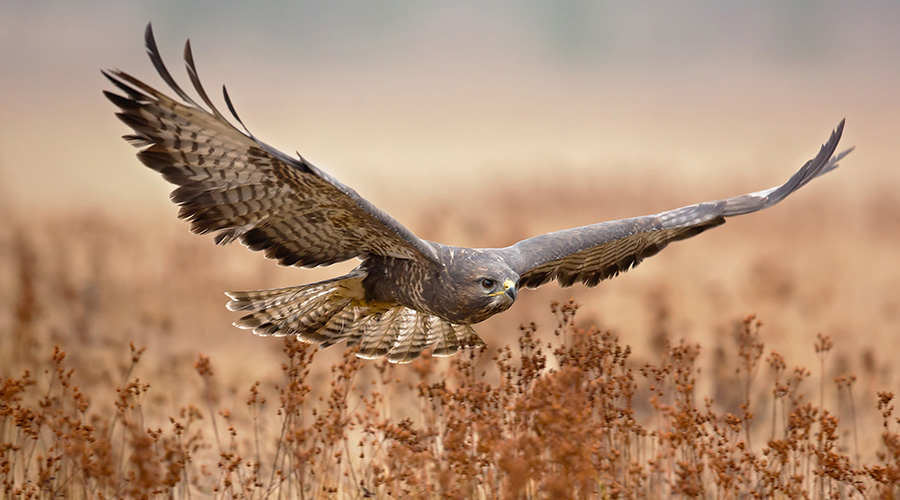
[1,1,897,214]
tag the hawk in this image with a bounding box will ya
[105,24,852,363]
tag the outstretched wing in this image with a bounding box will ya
[498,120,852,288]
[105,23,439,268]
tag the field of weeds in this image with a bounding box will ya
[2,178,900,499]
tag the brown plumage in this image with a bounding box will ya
[106,24,853,363]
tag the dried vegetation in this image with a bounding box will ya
[2,182,899,499]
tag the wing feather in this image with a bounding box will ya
[105,23,440,268]
[500,120,851,289]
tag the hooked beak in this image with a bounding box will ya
[489,278,518,301]
[503,279,517,300]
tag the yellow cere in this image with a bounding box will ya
[489,279,516,297]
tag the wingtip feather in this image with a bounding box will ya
[183,38,228,121]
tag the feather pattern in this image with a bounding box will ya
[500,120,852,289]
[226,270,484,363]
[105,23,439,268]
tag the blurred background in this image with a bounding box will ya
[1,1,899,401]
[2,1,897,208]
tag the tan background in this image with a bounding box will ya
[1,2,898,415]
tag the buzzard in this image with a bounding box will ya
[106,25,852,363]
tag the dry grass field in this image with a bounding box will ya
[4,3,900,498]
[2,170,899,499]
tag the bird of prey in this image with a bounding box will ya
[105,24,852,363]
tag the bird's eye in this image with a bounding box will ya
[481,278,495,289]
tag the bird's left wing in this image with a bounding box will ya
[104,24,440,268]
[497,120,852,289]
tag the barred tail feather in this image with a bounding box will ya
[225,272,485,363]
[433,322,483,357]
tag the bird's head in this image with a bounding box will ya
[457,271,519,324]
[434,247,519,324]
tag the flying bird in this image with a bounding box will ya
[105,24,852,363]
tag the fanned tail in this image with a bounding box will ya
[226,271,485,363]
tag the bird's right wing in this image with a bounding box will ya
[105,23,440,268]
[498,120,852,289]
